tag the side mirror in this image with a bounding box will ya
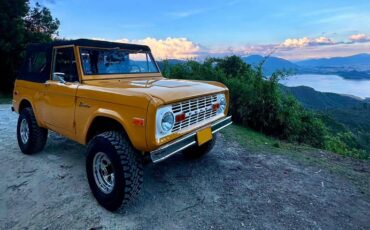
[53,72,66,84]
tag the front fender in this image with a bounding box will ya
[74,98,148,151]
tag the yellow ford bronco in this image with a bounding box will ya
[12,39,232,211]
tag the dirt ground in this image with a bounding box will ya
[1,104,370,230]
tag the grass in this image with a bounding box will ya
[222,124,277,147]
[221,124,359,164]
[0,94,12,104]
[221,124,311,152]
[222,124,370,195]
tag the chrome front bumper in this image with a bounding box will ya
[150,116,232,163]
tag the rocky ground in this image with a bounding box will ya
[0,104,369,229]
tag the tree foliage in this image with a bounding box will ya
[162,56,327,148]
[24,2,60,43]
[324,133,368,159]
[0,0,59,94]
[162,56,369,159]
[0,0,29,94]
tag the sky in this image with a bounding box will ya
[33,0,370,60]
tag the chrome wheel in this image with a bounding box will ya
[93,152,115,194]
[20,118,29,144]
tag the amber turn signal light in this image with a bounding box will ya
[212,103,220,111]
[132,117,145,126]
[175,113,186,122]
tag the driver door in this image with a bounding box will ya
[43,46,79,137]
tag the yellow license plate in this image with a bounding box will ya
[196,127,213,146]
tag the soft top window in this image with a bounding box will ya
[80,48,159,75]
[27,51,47,73]
[52,47,79,82]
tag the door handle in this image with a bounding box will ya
[79,102,90,108]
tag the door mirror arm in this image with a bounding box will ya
[53,72,66,84]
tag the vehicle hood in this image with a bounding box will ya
[81,77,227,105]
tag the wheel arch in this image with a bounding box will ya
[16,98,44,128]
[80,108,147,152]
[18,98,33,113]
[85,114,129,145]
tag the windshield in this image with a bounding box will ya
[79,48,159,75]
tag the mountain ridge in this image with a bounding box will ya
[158,53,370,79]
[242,55,298,75]
[295,53,370,70]
[280,85,369,110]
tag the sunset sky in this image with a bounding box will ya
[33,0,370,60]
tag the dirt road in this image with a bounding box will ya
[1,104,369,229]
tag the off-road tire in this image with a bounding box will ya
[17,107,48,154]
[86,131,143,211]
[183,133,218,159]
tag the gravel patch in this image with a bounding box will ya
[0,104,369,229]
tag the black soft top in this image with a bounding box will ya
[27,38,151,52]
[18,39,151,83]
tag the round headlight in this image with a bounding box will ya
[218,94,226,113]
[219,96,226,111]
[161,111,174,132]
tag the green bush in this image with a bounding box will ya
[319,113,369,159]
[325,133,368,159]
[162,56,327,148]
[162,56,370,160]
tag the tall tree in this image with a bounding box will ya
[0,0,29,94]
[0,1,59,94]
[24,2,60,43]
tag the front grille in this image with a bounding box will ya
[171,94,218,132]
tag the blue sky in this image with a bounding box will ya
[33,0,370,60]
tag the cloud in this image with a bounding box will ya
[92,33,370,61]
[314,36,334,45]
[349,33,370,43]
[133,37,200,59]
[200,35,370,61]
[281,36,335,48]
[201,44,276,58]
[282,37,311,48]
[114,37,200,59]
[114,38,130,43]
[275,42,370,60]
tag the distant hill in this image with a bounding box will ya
[282,85,370,154]
[295,53,370,70]
[280,85,369,110]
[157,59,186,70]
[243,55,298,76]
